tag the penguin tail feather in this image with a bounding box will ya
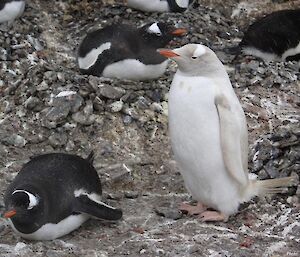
[241,176,297,202]
[86,151,95,164]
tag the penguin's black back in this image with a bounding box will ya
[5,153,102,226]
[78,24,138,58]
[240,9,300,56]
[78,23,167,76]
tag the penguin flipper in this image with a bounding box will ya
[215,94,248,187]
[73,195,122,221]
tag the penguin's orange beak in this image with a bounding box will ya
[157,49,180,58]
[3,209,17,219]
[171,28,187,36]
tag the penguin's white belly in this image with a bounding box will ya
[282,41,300,61]
[169,75,240,214]
[127,0,169,12]
[102,59,168,81]
[0,1,25,23]
[9,214,89,240]
[242,41,300,62]
[242,47,279,62]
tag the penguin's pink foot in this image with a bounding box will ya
[198,211,228,222]
[179,202,207,215]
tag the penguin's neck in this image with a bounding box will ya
[177,62,228,78]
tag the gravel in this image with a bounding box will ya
[0,0,299,256]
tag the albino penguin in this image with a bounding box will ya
[158,44,296,221]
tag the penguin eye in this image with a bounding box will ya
[191,56,197,59]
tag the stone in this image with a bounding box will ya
[124,191,139,199]
[99,85,126,99]
[108,100,123,113]
[155,206,183,220]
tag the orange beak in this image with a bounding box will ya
[171,28,187,36]
[157,49,180,58]
[3,210,17,219]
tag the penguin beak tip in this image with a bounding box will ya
[3,209,17,219]
[157,49,180,58]
[171,28,187,36]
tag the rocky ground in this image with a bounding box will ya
[0,0,300,256]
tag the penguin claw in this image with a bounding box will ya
[179,202,207,215]
[198,211,228,222]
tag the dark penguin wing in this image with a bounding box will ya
[240,9,300,57]
[73,195,122,221]
[78,24,138,76]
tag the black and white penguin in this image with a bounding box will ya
[2,152,122,240]
[127,0,194,13]
[77,22,187,80]
[231,9,300,62]
[0,0,25,24]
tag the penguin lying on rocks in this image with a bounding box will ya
[227,9,300,62]
[2,152,122,240]
[77,22,187,80]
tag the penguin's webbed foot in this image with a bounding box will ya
[179,202,207,215]
[198,211,228,222]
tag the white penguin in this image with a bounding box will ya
[158,44,296,221]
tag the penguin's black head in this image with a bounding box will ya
[140,22,187,48]
[3,190,41,222]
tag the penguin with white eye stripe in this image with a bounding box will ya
[77,22,187,81]
[2,152,122,240]
[127,0,194,13]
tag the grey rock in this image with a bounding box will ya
[99,85,126,99]
[93,96,104,111]
[36,80,49,91]
[124,191,139,199]
[123,115,132,125]
[72,112,95,125]
[83,100,94,115]
[150,102,163,113]
[135,96,150,109]
[0,48,7,61]
[53,93,84,114]
[24,96,41,110]
[0,223,6,234]
[48,132,68,147]
[2,134,27,147]
[155,206,183,220]
[108,100,123,113]
[296,185,300,196]
[45,103,70,124]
